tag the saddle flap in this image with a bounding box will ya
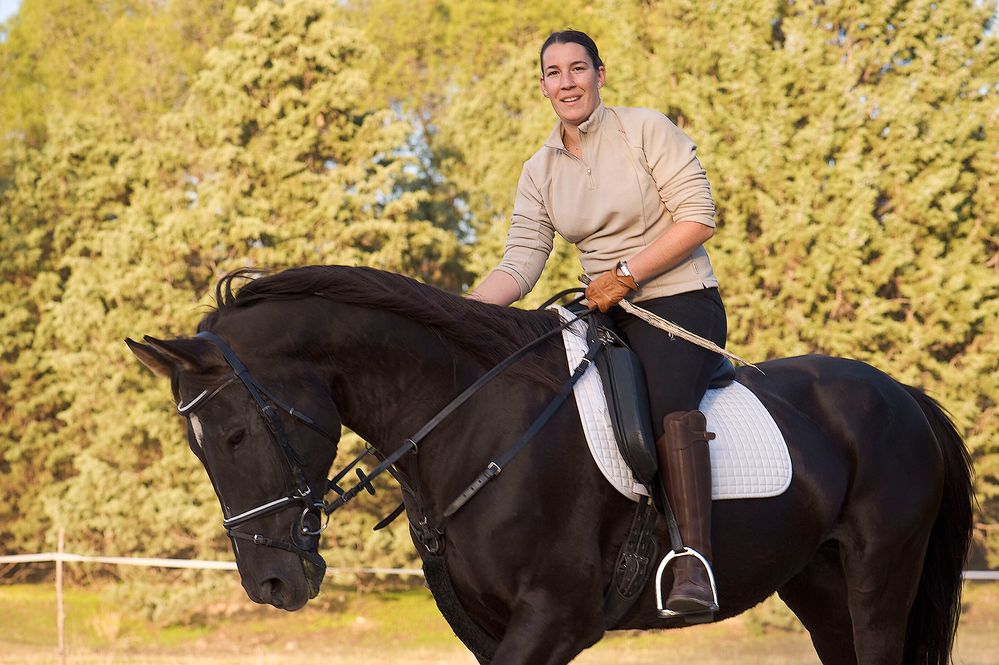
[551,305,792,503]
[588,315,659,488]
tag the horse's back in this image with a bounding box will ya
[728,354,944,556]
[736,354,937,447]
[696,355,942,611]
[726,356,966,664]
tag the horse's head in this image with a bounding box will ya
[126,333,341,611]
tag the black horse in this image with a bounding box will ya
[127,266,974,665]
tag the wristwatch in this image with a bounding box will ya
[615,260,640,287]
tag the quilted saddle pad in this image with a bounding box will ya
[551,306,792,502]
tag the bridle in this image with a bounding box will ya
[177,331,337,563]
[178,296,592,562]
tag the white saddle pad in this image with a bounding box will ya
[551,306,792,502]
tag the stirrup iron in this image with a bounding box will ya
[654,546,719,619]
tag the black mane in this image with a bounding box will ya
[199,266,563,380]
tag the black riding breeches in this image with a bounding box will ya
[609,287,727,439]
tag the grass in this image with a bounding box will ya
[0,580,997,664]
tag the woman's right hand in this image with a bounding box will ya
[584,269,638,312]
[465,270,521,306]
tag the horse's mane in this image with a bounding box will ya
[199,266,563,383]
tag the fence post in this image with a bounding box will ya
[57,527,66,665]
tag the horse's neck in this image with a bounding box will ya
[320,305,476,450]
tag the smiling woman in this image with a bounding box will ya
[467,28,728,618]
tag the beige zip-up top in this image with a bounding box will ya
[496,103,718,302]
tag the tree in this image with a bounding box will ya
[1,0,251,560]
[1,0,466,577]
[1,0,996,594]
[347,0,999,559]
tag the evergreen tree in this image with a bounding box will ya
[349,0,999,559]
[0,0,249,150]
[1,0,463,572]
[1,0,996,590]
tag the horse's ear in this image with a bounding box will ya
[126,336,224,377]
[126,338,176,377]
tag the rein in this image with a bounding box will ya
[324,305,594,517]
[179,303,597,557]
[440,336,603,522]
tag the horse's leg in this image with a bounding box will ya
[486,588,605,665]
[777,542,857,665]
[835,431,941,664]
[838,525,933,665]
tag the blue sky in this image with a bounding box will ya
[0,0,20,24]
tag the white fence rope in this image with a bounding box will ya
[1,552,996,579]
[3,545,993,665]
[962,570,999,581]
[0,552,424,577]
[1,533,427,665]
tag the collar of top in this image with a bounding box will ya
[544,102,607,151]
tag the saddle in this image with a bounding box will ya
[586,312,734,516]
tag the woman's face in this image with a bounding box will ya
[540,41,605,129]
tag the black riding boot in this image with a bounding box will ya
[656,410,718,617]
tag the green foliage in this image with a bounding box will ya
[1,0,465,575]
[359,0,999,555]
[0,0,249,150]
[1,0,997,607]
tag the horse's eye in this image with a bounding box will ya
[227,429,245,448]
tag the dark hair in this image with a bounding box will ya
[540,30,603,75]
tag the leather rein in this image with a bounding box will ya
[176,297,597,560]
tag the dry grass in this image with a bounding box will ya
[0,582,996,664]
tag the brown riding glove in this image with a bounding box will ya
[584,269,639,312]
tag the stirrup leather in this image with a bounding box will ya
[654,547,719,618]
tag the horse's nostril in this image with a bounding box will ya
[260,577,285,604]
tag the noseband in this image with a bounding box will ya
[177,331,337,561]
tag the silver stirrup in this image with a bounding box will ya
[654,547,720,618]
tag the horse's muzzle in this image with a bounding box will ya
[301,550,327,599]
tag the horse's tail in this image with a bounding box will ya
[902,385,975,665]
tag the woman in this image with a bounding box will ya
[468,30,726,619]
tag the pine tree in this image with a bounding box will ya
[1,0,469,578]
[1,0,996,583]
[348,0,999,559]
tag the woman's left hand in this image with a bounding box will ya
[585,270,638,312]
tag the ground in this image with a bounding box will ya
[0,580,996,664]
